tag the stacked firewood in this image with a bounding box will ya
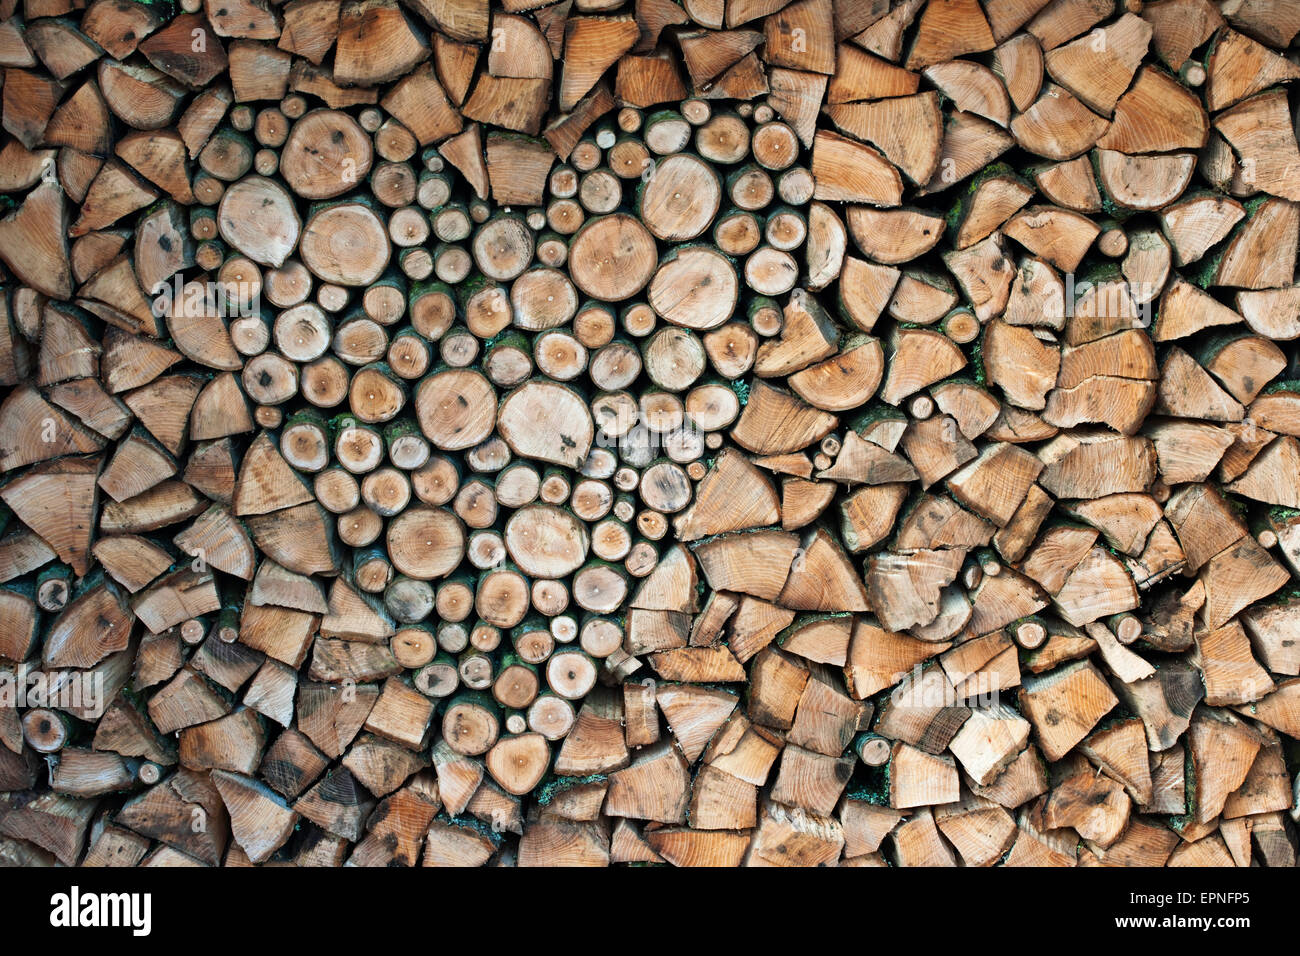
[1,0,1299,868]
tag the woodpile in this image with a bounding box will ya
[1,0,1299,869]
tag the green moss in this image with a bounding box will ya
[1221,487,1249,519]
[136,0,178,17]
[1088,151,1125,220]
[846,761,891,806]
[975,161,1016,186]
[1078,262,1124,286]
[1168,746,1197,832]
[119,684,146,710]
[1188,247,1226,288]
[729,378,749,405]
[434,811,503,843]
[1243,193,1270,216]
[940,162,1022,240]
[850,402,905,425]
[945,196,965,238]
[932,374,982,391]
[969,337,986,386]
[1190,196,1269,288]
[535,773,607,806]
[1263,378,1300,394]
[778,611,851,637]
[1272,582,1300,603]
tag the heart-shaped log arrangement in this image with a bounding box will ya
[1,0,1300,869]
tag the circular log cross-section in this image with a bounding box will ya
[546,649,597,700]
[473,216,534,281]
[590,341,642,391]
[300,201,391,286]
[568,214,658,302]
[468,530,508,570]
[533,330,587,382]
[442,697,500,756]
[644,327,706,391]
[512,268,578,332]
[280,109,374,200]
[391,626,436,668]
[415,369,498,451]
[21,708,69,753]
[580,618,624,659]
[414,659,460,699]
[579,169,621,214]
[217,175,300,268]
[637,460,691,512]
[753,121,799,170]
[476,567,531,628]
[745,246,798,295]
[512,621,555,665]
[504,503,591,578]
[485,732,550,795]
[265,260,313,308]
[572,563,628,614]
[497,381,594,469]
[335,421,384,473]
[528,694,576,741]
[339,506,383,547]
[274,304,331,362]
[386,506,465,581]
[715,210,763,256]
[640,154,722,241]
[362,467,412,516]
[411,456,460,507]
[315,468,360,513]
[648,246,739,330]
[686,383,741,431]
[243,352,299,405]
[35,573,71,612]
[437,583,474,623]
[282,417,329,472]
[349,365,406,423]
[494,661,540,710]
[858,735,893,767]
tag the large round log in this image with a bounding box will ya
[503,503,591,577]
[496,380,594,468]
[648,245,738,330]
[217,175,300,267]
[280,109,374,200]
[568,213,658,301]
[639,153,722,241]
[386,505,465,580]
[300,200,391,285]
[414,368,498,451]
